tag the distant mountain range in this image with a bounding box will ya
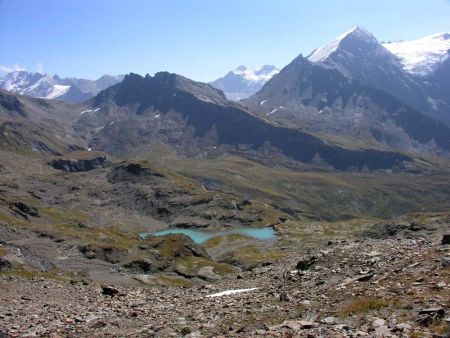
[0,72,410,171]
[0,71,124,103]
[0,26,449,163]
[209,65,279,100]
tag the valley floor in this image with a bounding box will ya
[1,234,449,337]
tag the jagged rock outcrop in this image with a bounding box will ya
[50,153,108,172]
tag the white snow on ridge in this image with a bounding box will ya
[308,26,375,63]
[45,84,70,99]
[2,73,71,100]
[205,288,258,298]
[383,33,450,76]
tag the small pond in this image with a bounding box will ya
[139,227,276,244]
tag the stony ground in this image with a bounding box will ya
[1,234,449,337]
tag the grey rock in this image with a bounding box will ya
[357,272,374,282]
[442,234,450,245]
[296,256,317,271]
[323,316,338,325]
[101,285,120,297]
[417,308,445,326]
[49,156,108,172]
[279,292,290,302]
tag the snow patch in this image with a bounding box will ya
[205,288,258,298]
[267,106,283,116]
[383,32,450,76]
[260,100,267,105]
[45,84,70,99]
[80,107,100,115]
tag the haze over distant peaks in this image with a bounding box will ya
[232,65,279,83]
[0,71,124,103]
[210,65,279,101]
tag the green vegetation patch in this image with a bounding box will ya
[133,274,192,288]
[203,233,254,249]
[222,246,285,269]
[175,256,237,276]
[0,265,75,282]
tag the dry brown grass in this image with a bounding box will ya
[430,322,450,336]
[340,296,390,316]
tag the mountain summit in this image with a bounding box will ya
[308,26,379,63]
[307,26,403,79]
[306,26,448,124]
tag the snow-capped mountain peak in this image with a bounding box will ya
[382,32,450,76]
[210,65,279,100]
[308,26,376,63]
[230,65,279,84]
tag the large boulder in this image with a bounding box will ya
[107,161,164,183]
[142,234,210,260]
[78,245,128,264]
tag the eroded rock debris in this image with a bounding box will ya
[1,234,449,337]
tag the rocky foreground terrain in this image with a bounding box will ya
[1,217,449,337]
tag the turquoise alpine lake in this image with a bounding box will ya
[139,227,276,244]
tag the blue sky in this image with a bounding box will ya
[1,0,450,81]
